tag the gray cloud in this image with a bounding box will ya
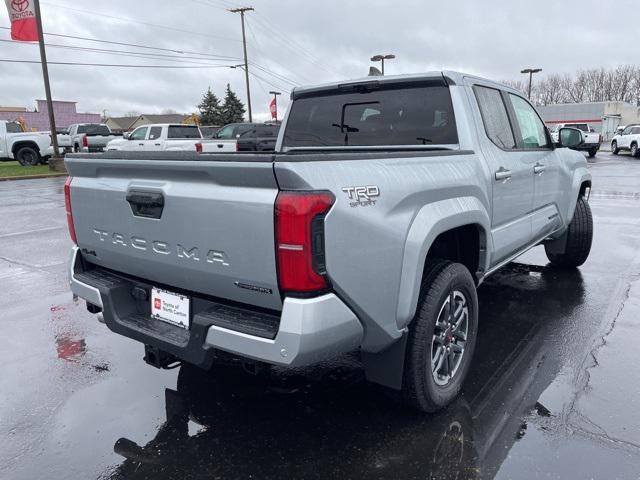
[0,0,636,119]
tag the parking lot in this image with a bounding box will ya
[0,151,639,479]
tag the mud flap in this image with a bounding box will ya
[362,331,408,390]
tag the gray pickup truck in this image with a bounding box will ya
[66,71,592,412]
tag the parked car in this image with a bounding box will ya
[611,124,640,157]
[65,71,592,412]
[216,122,280,151]
[68,123,121,153]
[549,123,601,157]
[36,127,72,154]
[0,120,52,165]
[107,124,203,152]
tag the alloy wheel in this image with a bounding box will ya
[430,290,469,386]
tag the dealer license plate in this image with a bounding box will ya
[151,287,190,329]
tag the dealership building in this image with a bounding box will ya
[537,101,640,142]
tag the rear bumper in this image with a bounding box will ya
[68,246,363,368]
[573,142,600,151]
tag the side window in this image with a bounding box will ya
[148,127,162,140]
[216,125,235,139]
[621,126,633,135]
[632,127,640,135]
[508,94,550,149]
[473,85,516,149]
[130,127,148,141]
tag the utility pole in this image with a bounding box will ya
[34,0,60,160]
[521,68,542,99]
[229,7,254,122]
[269,91,281,122]
[371,54,395,75]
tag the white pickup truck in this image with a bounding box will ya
[549,123,601,158]
[68,123,120,153]
[0,120,52,165]
[107,124,205,152]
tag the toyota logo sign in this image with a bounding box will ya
[11,0,29,12]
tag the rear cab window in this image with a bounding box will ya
[6,122,23,133]
[282,80,458,149]
[77,124,110,136]
[167,126,201,139]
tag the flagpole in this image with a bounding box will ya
[33,0,60,161]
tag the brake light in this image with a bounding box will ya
[275,191,334,294]
[64,177,77,244]
[195,142,203,153]
[82,135,88,148]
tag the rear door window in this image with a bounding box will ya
[167,126,201,139]
[148,127,163,140]
[565,123,589,132]
[283,82,458,148]
[473,86,516,149]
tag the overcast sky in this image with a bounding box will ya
[1,0,638,121]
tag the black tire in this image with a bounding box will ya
[402,260,478,412]
[612,141,619,155]
[631,143,639,158]
[587,148,597,158]
[545,197,593,268]
[15,146,41,166]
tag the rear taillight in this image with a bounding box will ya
[599,133,603,143]
[64,177,77,244]
[195,142,203,153]
[275,191,334,294]
[82,135,88,148]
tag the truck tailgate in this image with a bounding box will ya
[65,153,281,310]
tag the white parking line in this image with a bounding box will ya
[0,225,64,239]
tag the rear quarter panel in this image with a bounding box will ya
[275,151,491,352]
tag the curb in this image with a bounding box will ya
[0,173,68,182]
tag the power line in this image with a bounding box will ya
[0,37,242,64]
[41,1,242,43]
[0,58,231,68]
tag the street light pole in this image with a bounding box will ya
[520,68,542,99]
[269,91,281,122]
[371,54,395,75]
[33,0,60,159]
[229,7,254,122]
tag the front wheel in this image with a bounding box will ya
[16,146,41,166]
[612,141,619,155]
[631,143,639,158]
[402,260,478,412]
[545,197,593,268]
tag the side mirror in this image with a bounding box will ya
[123,132,130,140]
[558,127,584,148]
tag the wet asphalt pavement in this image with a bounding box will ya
[1,152,640,480]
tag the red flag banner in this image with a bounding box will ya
[5,0,38,41]
[269,98,277,120]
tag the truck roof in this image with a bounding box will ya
[291,70,521,99]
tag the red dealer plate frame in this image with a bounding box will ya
[151,287,190,329]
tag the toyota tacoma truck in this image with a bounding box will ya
[65,71,593,412]
[0,120,52,165]
[549,122,601,158]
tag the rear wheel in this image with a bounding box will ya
[402,260,478,412]
[612,140,619,155]
[545,197,593,268]
[15,146,41,166]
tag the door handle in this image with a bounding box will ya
[154,143,161,146]
[534,163,546,175]
[138,143,144,146]
[495,167,512,181]
[217,144,224,148]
